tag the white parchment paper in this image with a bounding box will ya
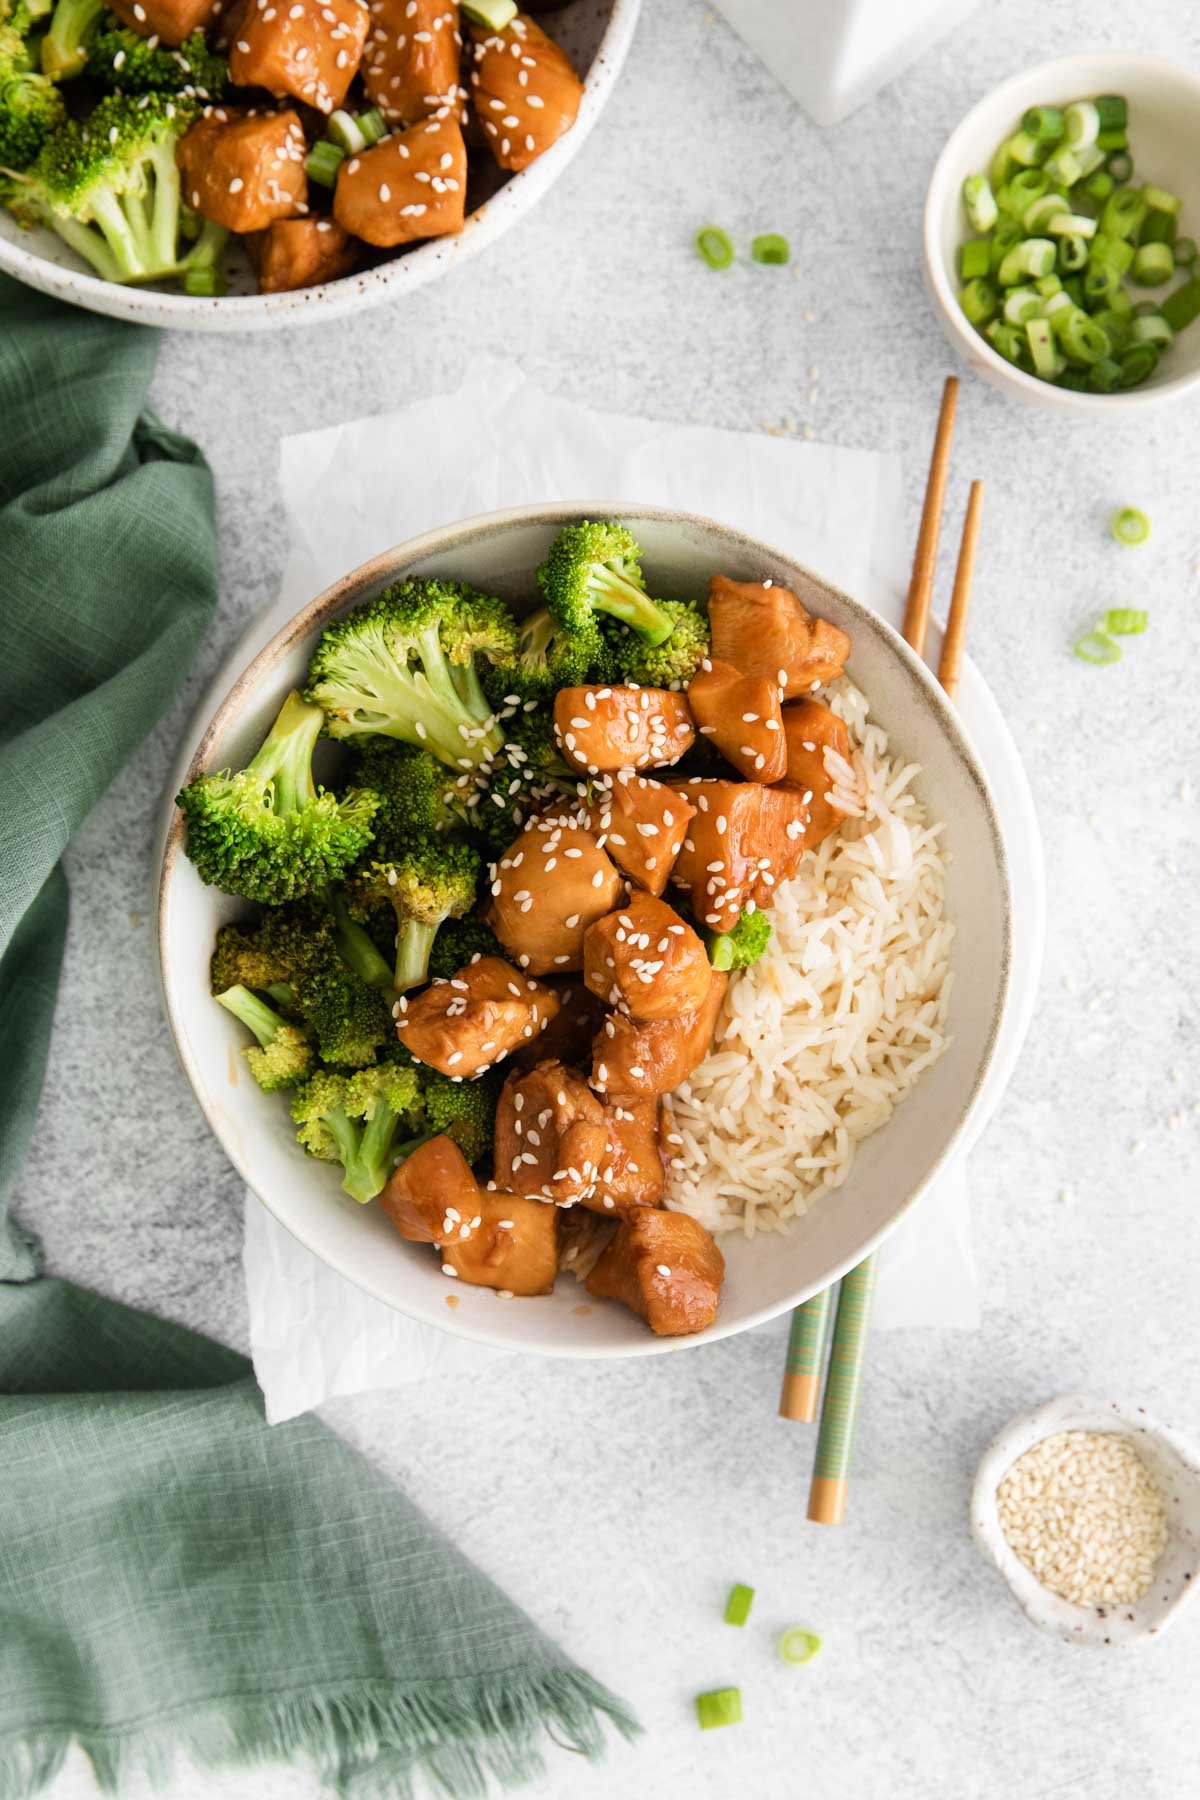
[246,360,982,1423]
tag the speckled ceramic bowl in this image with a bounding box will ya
[0,0,638,332]
[157,503,1014,1356]
[971,1394,1200,1647]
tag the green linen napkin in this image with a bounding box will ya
[0,277,636,1800]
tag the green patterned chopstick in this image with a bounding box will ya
[806,1254,878,1525]
[778,1284,835,1421]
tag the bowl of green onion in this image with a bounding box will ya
[924,54,1200,407]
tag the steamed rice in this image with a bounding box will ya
[666,678,953,1238]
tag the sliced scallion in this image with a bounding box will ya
[1026,316,1063,377]
[1060,311,1109,364]
[1044,146,1083,189]
[959,239,991,281]
[1105,149,1133,183]
[1173,236,1197,268]
[1095,127,1127,153]
[779,1627,822,1666]
[1084,169,1115,202]
[1111,506,1151,545]
[1118,342,1159,386]
[183,267,226,297]
[1130,313,1173,348]
[1162,277,1200,331]
[723,1583,755,1626]
[1101,607,1148,633]
[1095,94,1127,132]
[1131,242,1173,285]
[1102,187,1146,239]
[1056,232,1089,272]
[1002,284,1041,324]
[695,226,734,270]
[1023,191,1070,233]
[1142,182,1181,216]
[963,174,999,233]
[1064,99,1100,150]
[751,232,790,265]
[959,277,997,325]
[1085,358,1122,392]
[305,140,345,188]
[1022,104,1064,143]
[997,236,1056,284]
[327,109,369,154]
[1007,128,1046,167]
[460,0,518,26]
[695,1688,742,1730]
[1073,630,1121,664]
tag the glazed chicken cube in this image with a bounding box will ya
[176,109,308,233]
[486,811,623,975]
[109,0,219,47]
[780,698,855,848]
[253,217,357,292]
[494,1060,607,1205]
[583,893,711,1023]
[333,113,467,247]
[381,1137,558,1295]
[686,656,786,783]
[362,0,462,125]
[585,1096,665,1217]
[468,12,582,172]
[585,1208,725,1337]
[669,779,810,933]
[229,0,369,112]
[592,970,727,1100]
[580,770,694,897]
[553,686,695,775]
[708,576,850,700]
[396,955,561,1076]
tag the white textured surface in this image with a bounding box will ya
[24,0,1200,1795]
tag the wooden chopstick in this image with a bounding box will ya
[902,376,959,660]
[937,479,983,703]
[778,1285,834,1422]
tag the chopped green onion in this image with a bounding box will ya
[1173,236,1197,268]
[962,174,998,233]
[1130,313,1173,348]
[1082,263,1121,306]
[1139,209,1178,247]
[1044,146,1083,189]
[959,239,991,281]
[695,1688,742,1730]
[1105,150,1133,183]
[1107,284,1134,317]
[1131,243,1173,286]
[1007,169,1050,212]
[1062,273,1086,306]
[1060,311,1110,364]
[183,267,226,297]
[1095,94,1127,131]
[1118,342,1159,386]
[460,0,517,25]
[1007,128,1047,168]
[1023,191,1070,233]
[1023,104,1064,143]
[1056,232,1089,272]
[1047,211,1097,239]
[1002,284,1041,324]
[1111,506,1151,545]
[959,277,998,325]
[1064,100,1100,150]
[1162,277,1200,331]
[1101,607,1148,633]
[998,237,1056,284]
[1026,317,1063,377]
[723,1583,755,1626]
[305,141,345,188]
[327,109,369,154]
[751,232,790,266]
[985,319,1028,365]
[1142,183,1181,216]
[1095,127,1127,153]
[989,138,1017,190]
[1092,306,1132,351]
[695,226,734,270]
[779,1627,822,1666]
[1041,288,1074,327]
[1076,143,1106,178]
[1036,272,1062,297]
[988,219,1022,270]
[1074,630,1121,662]
[1084,170,1115,202]
[1102,188,1146,239]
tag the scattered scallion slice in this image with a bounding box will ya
[751,233,790,265]
[959,239,991,281]
[327,108,385,154]
[1095,94,1127,132]
[779,1627,822,1666]
[460,0,517,26]
[1073,630,1122,664]
[1131,242,1173,286]
[1111,506,1151,545]
[183,267,226,297]
[963,174,998,232]
[695,226,734,270]
[1064,99,1100,150]
[1101,607,1148,634]
[1022,104,1064,143]
[695,1688,742,1730]
[305,140,345,189]
[723,1583,754,1627]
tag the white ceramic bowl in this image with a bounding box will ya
[0,0,638,332]
[971,1394,1200,1647]
[157,503,1014,1356]
[924,53,1200,411]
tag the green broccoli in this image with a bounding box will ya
[537,520,676,648]
[85,21,227,96]
[347,837,481,992]
[349,737,473,843]
[705,908,772,972]
[420,1064,498,1166]
[600,599,710,689]
[177,690,379,905]
[4,92,229,287]
[484,603,605,704]
[40,0,103,81]
[426,916,501,982]
[214,984,314,1092]
[291,1059,424,1204]
[305,578,518,773]
[0,26,66,171]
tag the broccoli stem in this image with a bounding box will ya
[42,0,105,80]
[393,917,438,993]
[145,133,183,276]
[414,623,504,762]
[48,213,122,283]
[246,691,323,815]
[343,1101,402,1203]
[182,216,230,278]
[328,890,394,991]
[89,185,147,281]
[590,568,675,647]
[215,984,290,1047]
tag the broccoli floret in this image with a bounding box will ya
[600,599,710,690]
[291,1059,424,1204]
[484,604,605,704]
[705,909,772,972]
[349,737,473,843]
[420,1065,498,1167]
[347,837,481,992]
[0,26,66,171]
[40,0,104,81]
[537,520,676,649]
[177,691,379,905]
[305,578,518,773]
[427,916,501,982]
[85,21,227,95]
[214,984,314,1092]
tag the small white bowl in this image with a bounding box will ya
[971,1394,1200,1647]
[0,0,638,332]
[924,53,1200,411]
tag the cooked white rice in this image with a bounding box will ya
[666,678,953,1238]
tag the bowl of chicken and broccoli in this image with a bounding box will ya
[0,0,638,328]
[158,504,1012,1355]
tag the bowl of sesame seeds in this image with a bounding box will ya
[971,1393,1200,1647]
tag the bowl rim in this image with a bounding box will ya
[923,50,1200,411]
[157,500,1015,1357]
[0,0,641,334]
